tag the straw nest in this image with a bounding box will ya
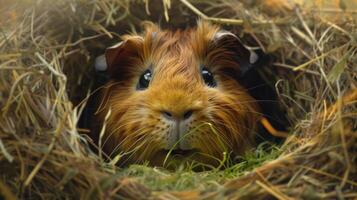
[0,0,356,199]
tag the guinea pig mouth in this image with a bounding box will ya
[165,149,198,156]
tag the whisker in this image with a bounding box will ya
[102,118,155,147]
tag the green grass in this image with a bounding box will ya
[115,142,282,191]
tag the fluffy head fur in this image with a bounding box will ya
[94,21,261,167]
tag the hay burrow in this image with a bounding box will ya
[0,0,356,199]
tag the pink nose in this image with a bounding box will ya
[161,110,194,121]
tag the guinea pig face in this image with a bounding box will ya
[96,21,261,167]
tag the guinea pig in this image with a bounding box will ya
[91,21,263,167]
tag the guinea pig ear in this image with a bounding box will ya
[102,36,144,78]
[213,30,260,77]
[94,54,108,72]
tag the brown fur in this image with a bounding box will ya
[94,21,261,167]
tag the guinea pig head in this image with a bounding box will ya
[95,21,262,167]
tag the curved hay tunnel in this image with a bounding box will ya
[0,0,356,199]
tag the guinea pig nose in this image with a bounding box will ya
[183,110,193,120]
[161,111,173,120]
[161,110,194,121]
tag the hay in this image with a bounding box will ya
[1,0,356,199]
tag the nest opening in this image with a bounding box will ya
[1,0,356,199]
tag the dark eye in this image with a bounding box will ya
[137,69,152,90]
[201,68,216,87]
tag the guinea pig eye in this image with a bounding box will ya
[137,69,152,90]
[201,68,216,87]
